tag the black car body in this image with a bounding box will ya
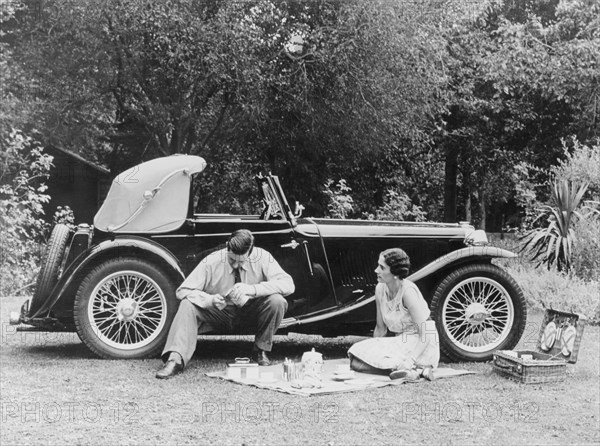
[11,155,527,361]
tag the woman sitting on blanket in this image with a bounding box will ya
[348,248,440,381]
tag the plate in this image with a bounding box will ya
[332,372,355,381]
[343,378,374,385]
[560,325,577,356]
[540,321,557,351]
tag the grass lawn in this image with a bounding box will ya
[1,294,599,445]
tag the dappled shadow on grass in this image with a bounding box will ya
[191,334,364,364]
[4,331,363,363]
[21,342,96,360]
[4,332,97,360]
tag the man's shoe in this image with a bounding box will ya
[389,368,420,381]
[252,349,271,366]
[155,360,183,379]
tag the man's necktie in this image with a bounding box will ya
[233,267,241,284]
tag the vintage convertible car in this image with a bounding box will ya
[11,155,527,362]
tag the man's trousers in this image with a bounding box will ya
[161,294,288,366]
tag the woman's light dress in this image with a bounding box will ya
[348,280,440,370]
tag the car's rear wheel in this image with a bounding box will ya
[30,224,71,315]
[74,257,178,359]
[430,263,526,362]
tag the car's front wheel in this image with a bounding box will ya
[74,258,178,359]
[430,263,526,362]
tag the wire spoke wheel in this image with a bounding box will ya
[88,271,167,350]
[442,277,514,353]
[431,263,526,362]
[75,258,177,359]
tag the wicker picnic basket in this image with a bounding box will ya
[493,350,566,384]
[492,309,586,384]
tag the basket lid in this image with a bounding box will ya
[537,308,586,364]
[227,363,259,368]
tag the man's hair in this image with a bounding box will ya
[382,248,411,279]
[227,229,254,255]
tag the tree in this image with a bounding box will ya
[11,0,456,217]
[438,0,600,229]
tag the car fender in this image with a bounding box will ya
[280,246,517,328]
[29,236,186,319]
[408,246,517,283]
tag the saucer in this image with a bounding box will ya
[332,372,355,381]
[343,378,373,385]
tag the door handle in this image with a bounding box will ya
[281,240,300,249]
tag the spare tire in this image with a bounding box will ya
[30,224,71,315]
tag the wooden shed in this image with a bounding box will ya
[44,145,112,224]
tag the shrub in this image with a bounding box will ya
[365,190,427,222]
[503,262,599,326]
[53,205,76,229]
[323,179,354,219]
[571,214,600,282]
[519,180,588,272]
[519,138,600,279]
[0,130,53,296]
[492,238,599,325]
[552,137,600,200]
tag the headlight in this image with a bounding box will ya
[465,229,489,246]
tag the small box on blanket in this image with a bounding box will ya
[227,362,259,380]
[493,309,586,384]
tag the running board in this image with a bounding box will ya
[280,294,375,328]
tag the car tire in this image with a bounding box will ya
[30,224,71,315]
[74,257,178,359]
[430,263,527,362]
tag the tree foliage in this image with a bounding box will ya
[0,130,53,295]
[2,0,599,230]
[438,0,600,228]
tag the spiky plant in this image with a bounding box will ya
[520,180,589,271]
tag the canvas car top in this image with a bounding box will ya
[94,155,207,233]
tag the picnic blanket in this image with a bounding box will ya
[206,358,476,396]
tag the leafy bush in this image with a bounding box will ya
[323,179,354,219]
[571,214,600,282]
[511,161,547,228]
[518,138,600,280]
[519,180,588,271]
[552,138,600,200]
[503,262,599,326]
[0,130,53,296]
[492,238,599,325]
[53,205,76,229]
[365,190,427,222]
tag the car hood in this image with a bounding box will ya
[295,218,469,239]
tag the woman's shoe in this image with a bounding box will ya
[422,367,435,381]
[389,369,420,381]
